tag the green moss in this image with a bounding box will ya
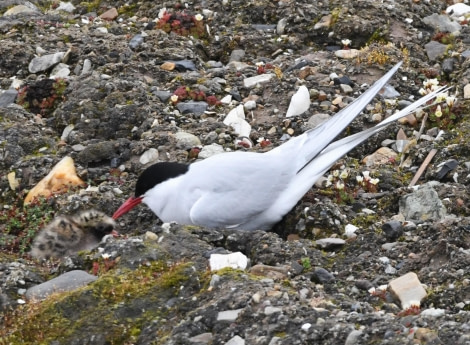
[118,3,137,17]
[330,7,341,27]
[367,28,388,45]
[1,260,199,344]
[350,213,380,229]
[80,0,102,13]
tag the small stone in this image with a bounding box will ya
[7,172,19,190]
[420,308,446,318]
[249,264,290,279]
[229,49,245,62]
[209,252,248,271]
[286,85,310,117]
[176,101,208,116]
[464,84,470,99]
[243,74,274,88]
[100,7,118,21]
[244,100,256,110]
[307,113,330,129]
[0,89,18,107]
[139,148,159,165]
[225,335,245,345]
[173,131,202,149]
[144,231,158,241]
[340,84,353,94]
[381,221,403,241]
[4,4,40,16]
[345,330,363,345]
[335,49,360,59]
[220,95,232,105]
[389,272,426,309]
[223,104,251,137]
[447,3,470,17]
[311,267,335,284]
[316,238,345,249]
[188,333,213,343]
[198,144,225,159]
[424,41,449,62]
[362,147,398,167]
[252,292,262,303]
[314,15,332,29]
[264,306,282,315]
[344,224,358,238]
[28,52,67,73]
[399,183,446,221]
[129,34,144,50]
[216,309,243,322]
[160,62,176,71]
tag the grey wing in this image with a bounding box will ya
[187,153,292,228]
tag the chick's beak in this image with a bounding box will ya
[112,196,143,219]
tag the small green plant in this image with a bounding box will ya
[418,78,460,129]
[300,257,312,270]
[0,195,56,255]
[325,169,380,204]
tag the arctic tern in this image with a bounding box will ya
[113,62,446,230]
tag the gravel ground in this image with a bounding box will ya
[1,0,470,344]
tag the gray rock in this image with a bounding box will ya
[198,143,225,158]
[381,221,403,241]
[28,52,67,73]
[129,34,144,50]
[423,13,461,34]
[311,267,335,284]
[0,89,17,107]
[442,58,455,74]
[26,270,97,301]
[229,49,245,62]
[399,183,447,221]
[174,131,202,149]
[424,41,448,61]
[307,113,330,129]
[176,101,208,115]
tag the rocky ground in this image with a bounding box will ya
[1,0,470,344]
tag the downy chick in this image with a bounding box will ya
[31,209,116,260]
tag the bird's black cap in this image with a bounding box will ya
[135,162,189,197]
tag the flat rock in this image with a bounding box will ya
[389,272,426,309]
[26,270,97,301]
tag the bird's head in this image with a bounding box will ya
[77,210,118,238]
[112,162,188,219]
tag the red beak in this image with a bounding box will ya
[112,196,143,219]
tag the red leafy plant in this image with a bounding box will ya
[156,8,207,38]
[170,86,221,106]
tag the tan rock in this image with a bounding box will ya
[249,264,290,280]
[100,8,118,21]
[362,147,398,167]
[389,272,427,309]
[160,62,176,71]
[24,157,85,204]
[7,172,19,190]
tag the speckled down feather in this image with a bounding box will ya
[30,209,115,260]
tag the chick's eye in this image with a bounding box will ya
[97,224,113,233]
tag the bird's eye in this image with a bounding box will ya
[97,224,113,233]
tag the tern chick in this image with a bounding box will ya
[31,209,116,260]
